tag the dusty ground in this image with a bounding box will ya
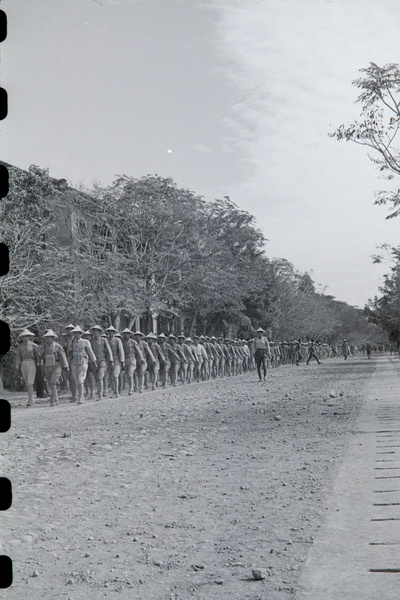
[1,356,374,600]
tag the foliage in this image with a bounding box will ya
[1,164,383,392]
[330,62,400,218]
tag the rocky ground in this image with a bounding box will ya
[1,356,374,600]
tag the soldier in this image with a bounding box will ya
[15,328,41,407]
[184,337,198,383]
[105,326,125,397]
[168,334,182,386]
[146,332,166,390]
[64,323,77,400]
[242,339,251,372]
[252,327,271,381]
[157,333,173,388]
[176,334,190,384]
[90,325,113,400]
[121,328,141,395]
[192,335,208,382]
[41,329,69,406]
[133,330,155,392]
[306,339,321,365]
[68,325,97,404]
[199,336,210,380]
[83,330,95,399]
[209,336,222,378]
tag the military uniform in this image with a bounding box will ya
[69,327,97,403]
[16,329,41,406]
[42,330,68,405]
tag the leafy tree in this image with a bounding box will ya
[330,62,400,218]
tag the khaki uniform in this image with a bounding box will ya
[42,341,68,405]
[69,338,97,402]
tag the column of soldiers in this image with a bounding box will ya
[15,324,350,407]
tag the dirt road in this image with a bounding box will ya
[1,355,379,599]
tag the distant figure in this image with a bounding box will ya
[366,342,372,359]
[306,339,321,365]
[342,339,350,360]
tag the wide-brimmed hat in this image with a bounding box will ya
[71,325,84,334]
[43,329,58,338]
[157,333,167,340]
[121,328,133,334]
[255,327,265,333]
[19,328,35,338]
[90,324,103,332]
[64,323,75,330]
[169,334,177,340]
[177,334,186,339]
[186,337,193,342]
[133,330,144,336]
[146,332,157,340]
[105,326,118,333]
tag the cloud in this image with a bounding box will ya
[192,143,214,154]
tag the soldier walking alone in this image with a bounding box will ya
[252,327,271,381]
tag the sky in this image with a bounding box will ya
[1,0,400,307]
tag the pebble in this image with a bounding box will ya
[214,579,224,585]
[31,569,39,578]
[252,568,266,580]
[329,391,337,398]
[274,415,282,421]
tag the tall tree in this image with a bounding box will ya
[330,62,400,218]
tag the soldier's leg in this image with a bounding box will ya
[49,366,62,405]
[22,360,36,406]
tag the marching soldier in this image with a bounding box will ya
[105,326,125,397]
[167,334,182,386]
[68,326,97,404]
[146,332,166,390]
[133,330,155,392]
[90,325,113,399]
[306,339,321,365]
[192,335,208,382]
[41,329,69,406]
[15,328,41,407]
[64,323,77,400]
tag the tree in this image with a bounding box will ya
[330,62,400,218]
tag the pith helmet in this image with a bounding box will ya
[43,329,58,338]
[105,326,118,333]
[64,323,75,330]
[133,330,144,336]
[19,328,34,338]
[255,327,265,333]
[146,332,157,340]
[157,333,167,340]
[90,324,103,331]
[121,328,133,334]
[71,325,84,334]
